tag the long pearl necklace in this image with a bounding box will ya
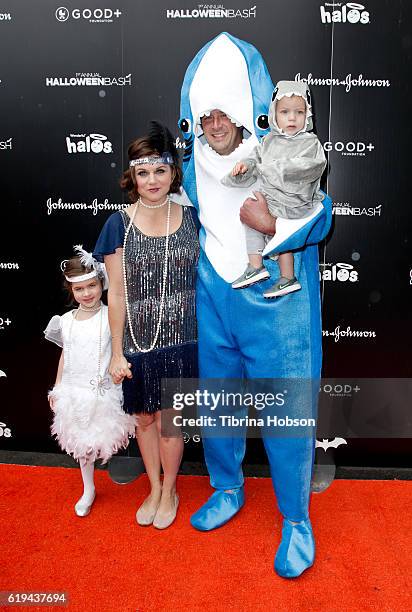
[122,197,171,353]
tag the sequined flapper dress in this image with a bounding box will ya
[94,205,199,414]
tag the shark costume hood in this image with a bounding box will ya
[269,80,313,135]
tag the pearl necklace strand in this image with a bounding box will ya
[79,302,102,312]
[122,197,171,353]
[138,196,168,209]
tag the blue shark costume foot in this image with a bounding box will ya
[190,487,245,531]
[274,518,315,578]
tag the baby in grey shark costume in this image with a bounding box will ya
[222,80,327,297]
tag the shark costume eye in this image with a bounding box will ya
[255,114,269,130]
[179,118,192,133]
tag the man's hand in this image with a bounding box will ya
[240,191,276,235]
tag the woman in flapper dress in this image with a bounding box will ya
[94,122,199,529]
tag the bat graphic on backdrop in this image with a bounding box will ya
[316,438,347,451]
[0,370,7,378]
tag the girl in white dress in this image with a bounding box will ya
[44,246,136,516]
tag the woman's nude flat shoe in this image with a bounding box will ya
[136,498,161,526]
[153,495,179,530]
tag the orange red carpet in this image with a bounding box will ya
[1,464,411,612]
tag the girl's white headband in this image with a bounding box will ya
[61,245,109,289]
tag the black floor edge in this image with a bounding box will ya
[1,450,411,480]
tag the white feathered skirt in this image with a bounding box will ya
[50,382,136,465]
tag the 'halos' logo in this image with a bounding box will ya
[320,262,358,282]
[66,134,113,154]
[0,422,12,437]
[175,137,186,149]
[320,2,369,24]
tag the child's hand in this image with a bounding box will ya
[232,162,248,176]
[109,355,133,384]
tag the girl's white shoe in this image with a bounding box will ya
[74,491,96,517]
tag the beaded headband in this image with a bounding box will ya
[129,153,174,167]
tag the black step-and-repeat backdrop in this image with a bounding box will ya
[1,1,411,467]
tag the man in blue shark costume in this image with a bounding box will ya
[178,32,332,578]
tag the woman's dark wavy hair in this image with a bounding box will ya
[120,121,182,202]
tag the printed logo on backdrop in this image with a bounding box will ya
[320,382,360,398]
[323,141,374,156]
[316,438,347,451]
[0,12,12,20]
[0,261,19,270]
[333,202,382,217]
[320,3,370,24]
[55,7,122,23]
[166,4,256,19]
[47,197,127,216]
[0,369,6,377]
[183,432,201,443]
[0,138,12,150]
[0,422,12,438]
[175,137,186,149]
[410,269,412,286]
[0,317,12,331]
[295,73,389,93]
[320,262,358,282]
[46,73,132,87]
[322,326,376,342]
[66,134,112,154]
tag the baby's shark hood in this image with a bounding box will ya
[268,80,313,137]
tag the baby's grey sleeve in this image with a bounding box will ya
[221,145,262,188]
